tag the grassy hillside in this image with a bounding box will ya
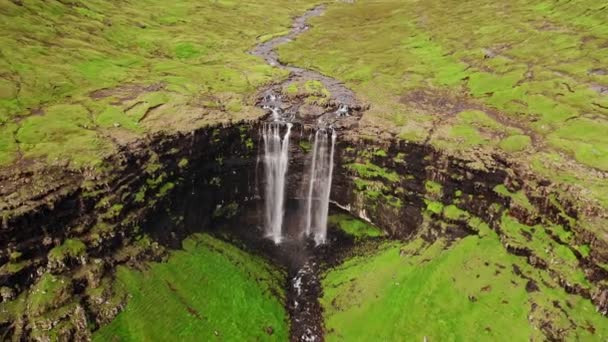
[322,225,608,341]
[0,0,318,168]
[278,0,608,207]
[94,233,288,341]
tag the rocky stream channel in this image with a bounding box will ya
[1,5,608,342]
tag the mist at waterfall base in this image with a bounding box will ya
[260,123,337,246]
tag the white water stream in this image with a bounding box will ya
[262,121,293,244]
[303,129,337,245]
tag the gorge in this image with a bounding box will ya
[1,1,608,341]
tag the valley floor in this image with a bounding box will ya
[94,233,288,341]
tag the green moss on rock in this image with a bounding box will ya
[329,214,385,239]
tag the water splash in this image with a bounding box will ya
[289,261,322,342]
[262,122,293,243]
[336,104,350,116]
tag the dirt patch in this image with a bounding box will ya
[591,84,608,96]
[589,68,608,76]
[399,88,472,116]
[400,87,538,143]
[89,82,166,104]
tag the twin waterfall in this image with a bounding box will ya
[262,123,293,244]
[260,95,339,245]
[304,129,337,245]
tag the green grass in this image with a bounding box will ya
[499,134,532,152]
[299,139,312,153]
[93,233,288,341]
[277,0,608,207]
[0,0,319,168]
[346,162,399,182]
[493,184,535,212]
[424,199,444,215]
[16,104,111,167]
[47,239,86,264]
[27,274,72,316]
[321,226,608,341]
[443,204,470,221]
[425,180,443,197]
[328,214,385,239]
[547,117,608,171]
[499,214,588,287]
[282,79,331,105]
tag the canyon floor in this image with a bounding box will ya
[1,0,608,341]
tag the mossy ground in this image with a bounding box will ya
[321,224,608,341]
[282,80,331,105]
[278,0,608,208]
[0,0,318,169]
[93,233,288,341]
[328,214,385,239]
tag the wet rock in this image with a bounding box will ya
[297,103,326,118]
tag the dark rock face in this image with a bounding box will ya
[328,137,509,239]
[1,120,607,340]
[0,122,261,339]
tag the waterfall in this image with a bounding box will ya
[304,128,337,245]
[262,122,293,244]
[258,90,341,245]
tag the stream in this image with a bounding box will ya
[249,5,362,341]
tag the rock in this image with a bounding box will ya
[591,84,608,95]
[482,48,497,59]
[1,286,15,302]
[265,326,274,335]
[297,104,326,118]
[525,280,539,293]
[592,287,608,316]
[588,68,608,76]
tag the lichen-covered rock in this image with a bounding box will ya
[28,302,90,342]
[593,287,608,316]
[0,286,15,302]
[26,274,72,317]
[47,239,87,274]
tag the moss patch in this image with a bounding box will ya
[328,214,385,239]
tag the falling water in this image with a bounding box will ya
[336,104,350,116]
[262,122,293,244]
[304,128,337,245]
